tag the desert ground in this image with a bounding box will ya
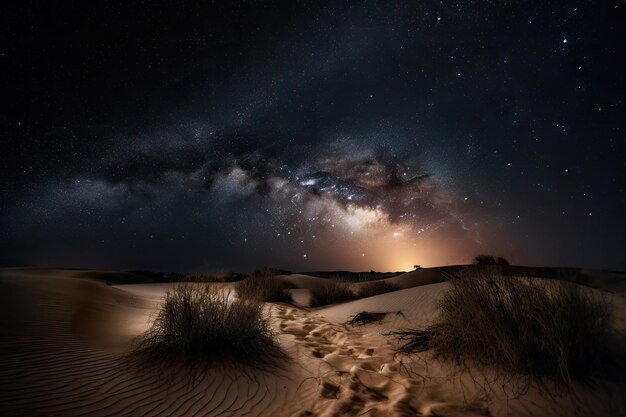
[0,266,624,416]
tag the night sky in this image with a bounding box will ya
[2,1,625,273]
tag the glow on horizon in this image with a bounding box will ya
[297,201,476,272]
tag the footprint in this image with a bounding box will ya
[321,381,341,399]
[312,350,324,358]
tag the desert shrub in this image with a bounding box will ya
[236,274,295,303]
[427,273,614,383]
[330,273,359,282]
[350,311,388,326]
[135,284,281,366]
[251,267,292,277]
[496,257,510,266]
[186,272,244,283]
[357,280,401,298]
[309,280,354,307]
[340,270,384,282]
[474,255,497,265]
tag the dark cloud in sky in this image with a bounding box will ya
[1,1,625,272]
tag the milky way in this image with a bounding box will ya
[2,2,624,272]
[2,130,479,271]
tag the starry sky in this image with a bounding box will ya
[1,1,625,272]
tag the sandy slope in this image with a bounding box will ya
[0,270,311,417]
[313,283,626,417]
[0,268,624,416]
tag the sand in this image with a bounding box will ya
[0,267,624,416]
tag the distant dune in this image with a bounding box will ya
[0,266,624,416]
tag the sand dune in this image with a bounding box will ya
[1,268,624,416]
[0,270,306,417]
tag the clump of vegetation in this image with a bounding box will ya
[350,311,388,326]
[474,255,510,267]
[135,284,282,366]
[386,328,432,353]
[474,255,497,265]
[392,272,616,384]
[496,257,510,266]
[185,272,245,283]
[309,280,354,307]
[235,273,296,303]
[357,280,401,298]
[252,267,292,276]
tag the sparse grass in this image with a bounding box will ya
[474,255,510,267]
[252,267,292,276]
[332,272,382,283]
[309,280,354,307]
[386,329,432,353]
[135,284,282,367]
[235,274,295,303]
[350,311,388,326]
[405,272,616,384]
[496,257,510,266]
[474,255,497,265]
[185,272,244,283]
[357,280,401,298]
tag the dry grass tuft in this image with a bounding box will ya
[427,272,614,383]
[185,272,244,283]
[309,280,354,307]
[350,311,388,326]
[135,284,283,367]
[235,273,295,303]
[389,271,618,385]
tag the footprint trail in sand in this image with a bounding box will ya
[274,305,491,417]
